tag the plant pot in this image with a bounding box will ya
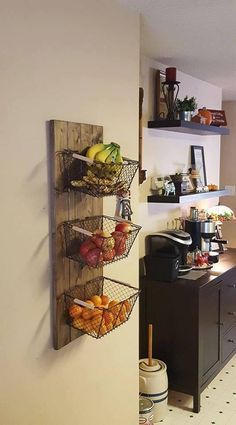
[177,111,193,121]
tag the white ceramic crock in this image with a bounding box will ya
[139,358,168,423]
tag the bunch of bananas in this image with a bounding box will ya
[70,142,127,195]
[86,142,123,164]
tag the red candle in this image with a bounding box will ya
[165,67,176,82]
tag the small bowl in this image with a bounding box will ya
[208,252,219,263]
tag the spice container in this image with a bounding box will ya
[139,397,154,425]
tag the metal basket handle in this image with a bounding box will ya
[72,226,92,236]
[74,298,95,310]
[72,152,93,164]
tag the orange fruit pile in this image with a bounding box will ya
[68,294,131,337]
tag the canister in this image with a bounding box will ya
[139,358,168,422]
[139,397,154,424]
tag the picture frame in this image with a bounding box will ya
[155,69,168,119]
[191,145,207,186]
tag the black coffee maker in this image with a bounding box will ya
[144,230,192,282]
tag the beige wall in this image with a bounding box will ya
[220,102,236,247]
[0,1,140,424]
[139,56,223,258]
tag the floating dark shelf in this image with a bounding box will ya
[148,119,230,136]
[147,189,232,204]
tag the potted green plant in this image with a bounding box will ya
[175,96,198,121]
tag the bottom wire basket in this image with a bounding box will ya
[64,276,140,339]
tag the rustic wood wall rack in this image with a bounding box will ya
[50,120,103,350]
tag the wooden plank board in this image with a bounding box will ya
[50,120,103,349]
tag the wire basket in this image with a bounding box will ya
[64,276,140,338]
[57,149,139,197]
[63,215,141,268]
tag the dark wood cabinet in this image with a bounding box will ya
[139,249,236,413]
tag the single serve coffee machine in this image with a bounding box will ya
[144,229,192,282]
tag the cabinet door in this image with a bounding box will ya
[200,282,221,386]
[221,271,236,333]
[222,324,236,362]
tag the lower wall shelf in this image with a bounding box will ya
[147,188,232,204]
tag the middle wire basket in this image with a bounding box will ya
[63,215,141,268]
[64,276,140,339]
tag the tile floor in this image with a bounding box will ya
[156,355,236,425]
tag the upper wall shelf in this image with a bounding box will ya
[148,119,230,136]
[147,188,232,204]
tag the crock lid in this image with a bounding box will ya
[139,397,154,414]
[139,358,164,372]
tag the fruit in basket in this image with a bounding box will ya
[72,317,85,330]
[82,308,94,320]
[119,304,127,318]
[101,294,110,306]
[91,230,115,252]
[95,144,118,163]
[92,309,103,319]
[103,311,115,326]
[99,323,107,336]
[103,248,116,262]
[115,239,126,256]
[111,231,127,256]
[124,300,131,313]
[83,248,103,267]
[79,239,97,258]
[89,317,100,335]
[68,304,83,318]
[86,143,110,160]
[109,300,121,316]
[106,322,113,332]
[115,222,132,234]
[90,295,102,307]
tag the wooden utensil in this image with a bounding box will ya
[148,324,153,366]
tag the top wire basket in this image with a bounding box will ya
[56,149,139,197]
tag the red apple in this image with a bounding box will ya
[115,222,131,234]
[84,248,103,267]
[103,248,116,262]
[79,239,96,259]
[111,231,127,256]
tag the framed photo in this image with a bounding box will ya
[191,145,207,186]
[155,70,168,119]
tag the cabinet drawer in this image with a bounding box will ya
[222,325,236,362]
[221,275,236,331]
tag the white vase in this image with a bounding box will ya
[139,358,168,423]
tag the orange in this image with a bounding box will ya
[103,311,114,326]
[82,308,94,320]
[90,295,102,307]
[119,304,127,319]
[99,323,107,336]
[106,321,113,332]
[119,312,126,323]
[124,300,131,314]
[108,300,119,308]
[101,294,110,306]
[92,309,103,319]
[90,317,100,335]
[72,317,85,330]
[68,304,83,318]
[85,300,95,307]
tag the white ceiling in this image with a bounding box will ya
[117,0,236,100]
